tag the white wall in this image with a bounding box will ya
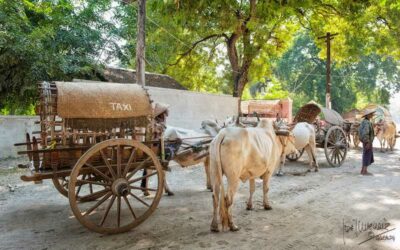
[0,116,39,159]
[0,89,238,159]
[147,87,238,129]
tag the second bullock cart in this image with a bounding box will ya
[286,103,349,167]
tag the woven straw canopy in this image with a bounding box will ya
[361,103,392,123]
[56,81,152,119]
[293,102,322,124]
[320,107,345,125]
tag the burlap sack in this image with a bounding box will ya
[56,81,152,119]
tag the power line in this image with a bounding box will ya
[146,16,193,50]
[294,72,380,81]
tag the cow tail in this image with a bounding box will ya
[215,133,229,230]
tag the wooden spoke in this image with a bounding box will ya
[99,195,116,226]
[85,163,113,182]
[76,174,86,197]
[117,145,122,178]
[83,192,112,217]
[330,149,335,163]
[129,192,150,207]
[117,196,121,227]
[78,188,109,202]
[333,150,337,164]
[123,149,136,177]
[337,149,344,160]
[76,179,109,186]
[100,149,117,180]
[126,157,151,180]
[130,186,158,192]
[123,196,137,219]
[128,171,158,184]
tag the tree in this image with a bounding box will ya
[140,0,400,112]
[146,0,303,104]
[0,0,119,114]
[274,33,400,113]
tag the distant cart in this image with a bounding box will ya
[342,109,361,148]
[344,104,395,148]
[286,103,349,167]
[14,81,210,234]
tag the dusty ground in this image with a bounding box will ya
[0,142,399,250]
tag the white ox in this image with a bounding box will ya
[209,119,297,232]
[374,121,397,152]
[162,120,222,194]
[276,122,319,175]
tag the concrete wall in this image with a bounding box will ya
[0,116,39,159]
[0,88,238,159]
[147,87,238,129]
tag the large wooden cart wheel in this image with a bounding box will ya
[68,139,164,234]
[286,148,305,161]
[52,174,106,202]
[324,126,348,167]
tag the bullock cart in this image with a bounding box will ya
[342,109,361,147]
[15,81,183,234]
[286,103,348,167]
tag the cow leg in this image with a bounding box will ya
[210,181,220,232]
[246,179,255,210]
[226,179,240,231]
[164,174,174,196]
[276,155,285,176]
[262,171,273,210]
[204,157,212,191]
[311,143,319,172]
[304,146,314,172]
[141,169,151,196]
[305,144,319,172]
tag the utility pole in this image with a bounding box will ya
[318,32,338,109]
[136,0,146,86]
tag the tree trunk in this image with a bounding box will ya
[226,32,252,114]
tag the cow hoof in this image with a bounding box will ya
[307,169,311,172]
[143,191,150,197]
[166,190,175,196]
[276,172,284,177]
[229,224,240,232]
[207,185,212,191]
[210,225,220,233]
[246,204,253,210]
[314,168,319,172]
[264,205,273,210]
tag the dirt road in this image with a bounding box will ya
[0,144,399,250]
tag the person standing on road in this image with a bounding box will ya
[359,109,376,175]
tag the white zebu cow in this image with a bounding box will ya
[161,120,222,194]
[209,119,297,232]
[276,122,319,175]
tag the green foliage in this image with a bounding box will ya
[0,0,118,114]
[2,0,400,115]
[274,33,400,114]
[134,0,400,106]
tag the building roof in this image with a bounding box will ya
[102,67,187,90]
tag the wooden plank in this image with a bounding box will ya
[18,146,89,155]
[20,161,158,182]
